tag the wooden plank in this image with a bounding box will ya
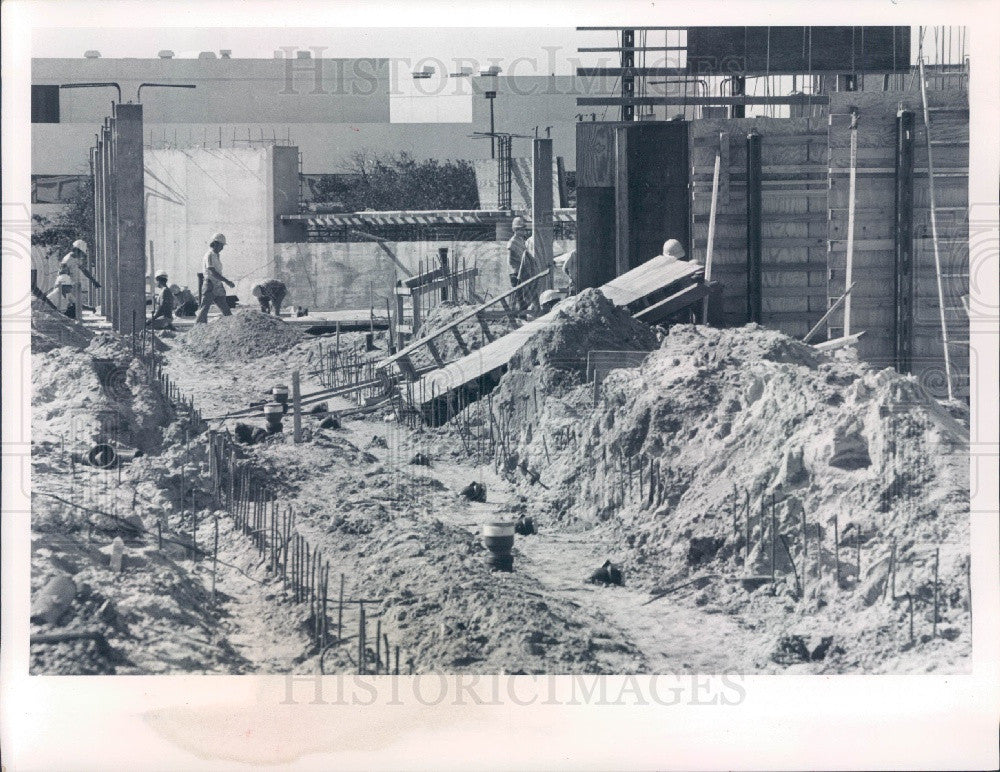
[449,326,471,356]
[475,311,495,343]
[634,282,710,323]
[425,339,445,367]
[377,268,549,371]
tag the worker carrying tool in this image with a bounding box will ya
[148,270,176,330]
[60,239,100,316]
[195,232,235,323]
[507,217,539,315]
[46,273,76,317]
[252,279,288,316]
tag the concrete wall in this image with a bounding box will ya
[32,63,616,176]
[144,147,281,301]
[276,239,573,312]
[32,58,391,124]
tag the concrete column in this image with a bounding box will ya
[531,138,554,290]
[91,145,103,314]
[112,103,146,335]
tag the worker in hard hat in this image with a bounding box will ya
[195,232,235,323]
[252,279,288,317]
[538,289,564,315]
[46,273,76,317]
[60,239,100,317]
[661,239,687,261]
[508,217,539,315]
[148,270,176,330]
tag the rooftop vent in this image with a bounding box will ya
[84,50,101,59]
[450,67,473,77]
[198,51,217,59]
[296,50,312,59]
[220,49,231,58]
[158,50,174,59]
[479,65,501,77]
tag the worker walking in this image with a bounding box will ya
[507,217,538,315]
[252,279,288,316]
[148,270,176,330]
[195,233,235,324]
[60,239,100,317]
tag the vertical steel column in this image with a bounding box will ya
[745,130,763,323]
[894,110,915,373]
[532,137,555,290]
[731,76,746,119]
[621,29,635,122]
[112,103,147,335]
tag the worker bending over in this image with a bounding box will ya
[148,271,176,330]
[195,232,236,324]
[46,273,76,317]
[252,279,288,316]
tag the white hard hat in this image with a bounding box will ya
[662,239,686,259]
[72,239,88,255]
[210,232,227,245]
[511,217,529,231]
[55,274,74,286]
[155,270,168,279]
[539,289,563,306]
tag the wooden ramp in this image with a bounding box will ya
[401,257,705,420]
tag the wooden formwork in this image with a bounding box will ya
[689,87,969,400]
[691,118,829,339]
[825,89,969,398]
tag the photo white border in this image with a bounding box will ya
[3,1,998,769]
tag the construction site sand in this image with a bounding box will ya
[179,310,304,361]
[30,290,972,674]
[470,291,971,672]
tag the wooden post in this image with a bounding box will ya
[394,646,400,675]
[932,547,939,638]
[292,370,302,443]
[770,493,777,587]
[702,135,721,324]
[843,107,859,336]
[894,110,915,373]
[890,540,897,600]
[338,573,344,642]
[211,515,219,604]
[375,619,382,674]
[358,602,366,675]
[856,527,862,586]
[383,633,390,672]
[745,129,762,324]
[908,592,914,643]
[834,515,841,588]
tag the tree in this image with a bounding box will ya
[314,151,479,211]
[32,176,95,258]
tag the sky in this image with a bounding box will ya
[31,27,640,74]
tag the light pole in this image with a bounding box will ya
[478,66,501,159]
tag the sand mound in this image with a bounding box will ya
[31,298,94,353]
[32,333,172,452]
[180,311,303,361]
[480,320,969,670]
